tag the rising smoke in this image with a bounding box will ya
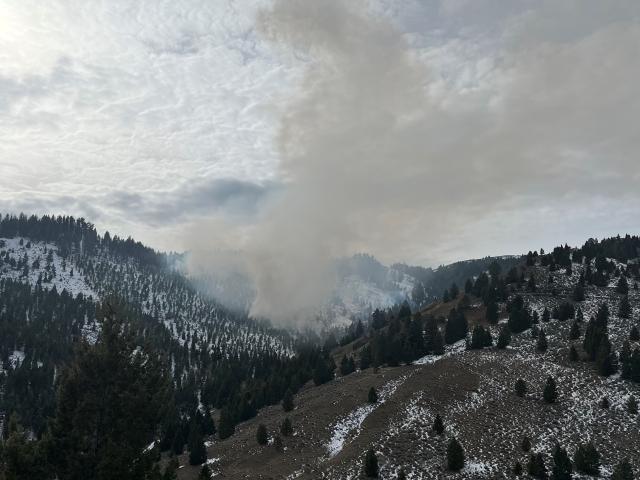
[187,0,640,328]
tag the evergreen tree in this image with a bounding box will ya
[536,328,548,353]
[551,444,572,480]
[486,301,499,324]
[217,407,235,440]
[572,283,585,302]
[368,387,379,404]
[617,275,629,295]
[256,424,268,445]
[444,308,468,344]
[627,395,638,415]
[469,325,493,350]
[433,330,445,355]
[513,461,523,476]
[596,335,618,377]
[508,297,532,333]
[497,326,511,349]
[599,396,610,409]
[515,378,527,397]
[340,355,356,376]
[527,452,547,479]
[543,377,558,403]
[584,304,609,361]
[273,435,283,453]
[612,459,634,480]
[188,428,207,466]
[360,346,372,370]
[574,442,600,475]
[450,283,460,299]
[619,295,632,319]
[542,308,551,323]
[432,414,444,435]
[363,448,379,478]
[397,467,407,480]
[48,305,172,480]
[282,389,294,412]
[521,436,531,452]
[280,418,293,437]
[446,438,465,471]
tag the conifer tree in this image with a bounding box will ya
[397,467,407,480]
[543,377,558,403]
[536,328,548,352]
[573,283,585,302]
[630,325,640,342]
[551,443,572,480]
[218,407,236,440]
[569,345,579,362]
[619,295,632,319]
[627,395,638,415]
[273,435,283,453]
[363,448,379,478]
[282,389,294,412]
[280,418,293,437]
[446,438,465,471]
[542,308,551,323]
[433,330,445,355]
[521,436,531,452]
[497,326,511,349]
[612,458,634,480]
[617,275,629,295]
[513,461,523,476]
[189,428,207,466]
[432,414,444,435]
[574,442,600,475]
[599,396,610,409]
[569,320,581,340]
[470,325,493,349]
[360,346,372,370]
[486,301,499,324]
[256,424,268,445]
[368,387,378,404]
[596,335,618,377]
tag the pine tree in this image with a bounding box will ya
[619,295,632,319]
[360,346,372,370]
[397,467,407,480]
[497,326,511,349]
[542,308,551,323]
[596,335,618,377]
[218,407,236,440]
[617,275,629,294]
[256,424,268,445]
[445,308,468,344]
[470,325,493,349]
[527,452,547,479]
[599,396,610,409]
[551,443,572,480]
[521,436,531,452]
[486,301,499,324]
[612,458,634,480]
[188,429,207,466]
[574,442,600,475]
[573,283,585,302]
[433,330,445,355]
[446,438,465,471]
[432,414,444,435]
[273,435,283,453]
[515,378,527,397]
[536,328,548,353]
[280,418,293,437]
[363,448,379,478]
[368,387,378,404]
[543,377,558,403]
[282,389,294,412]
[627,395,638,415]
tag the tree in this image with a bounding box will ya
[612,459,634,480]
[273,435,283,453]
[513,461,523,476]
[368,387,378,404]
[163,457,179,480]
[599,396,610,409]
[469,325,493,350]
[630,325,640,342]
[340,355,356,376]
[527,452,547,479]
[360,346,372,370]
[596,335,618,377]
[617,275,629,294]
[198,465,211,480]
[543,377,558,403]
[508,297,532,333]
[363,448,379,478]
[433,330,445,355]
[486,301,499,324]
[217,407,235,440]
[574,442,600,475]
[188,423,207,465]
[497,326,511,349]
[256,424,268,445]
[627,395,638,415]
[282,389,294,412]
[445,308,468,344]
[450,282,460,299]
[536,328,548,353]
[551,444,572,480]
[48,304,172,480]
[619,295,632,319]
[515,378,527,397]
[521,436,531,452]
[569,345,579,362]
[432,414,444,435]
[446,438,465,471]
[397,468,407,480]
[280,418,293,437]
[573,283,585,302]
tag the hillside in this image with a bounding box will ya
[173,238,640,479]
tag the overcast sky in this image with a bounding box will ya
[1,0,639,267]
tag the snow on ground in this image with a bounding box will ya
[0,237,96,299]
[327,375,410,457]
[414,339,467,365]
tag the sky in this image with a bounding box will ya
[1,0,639,269]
